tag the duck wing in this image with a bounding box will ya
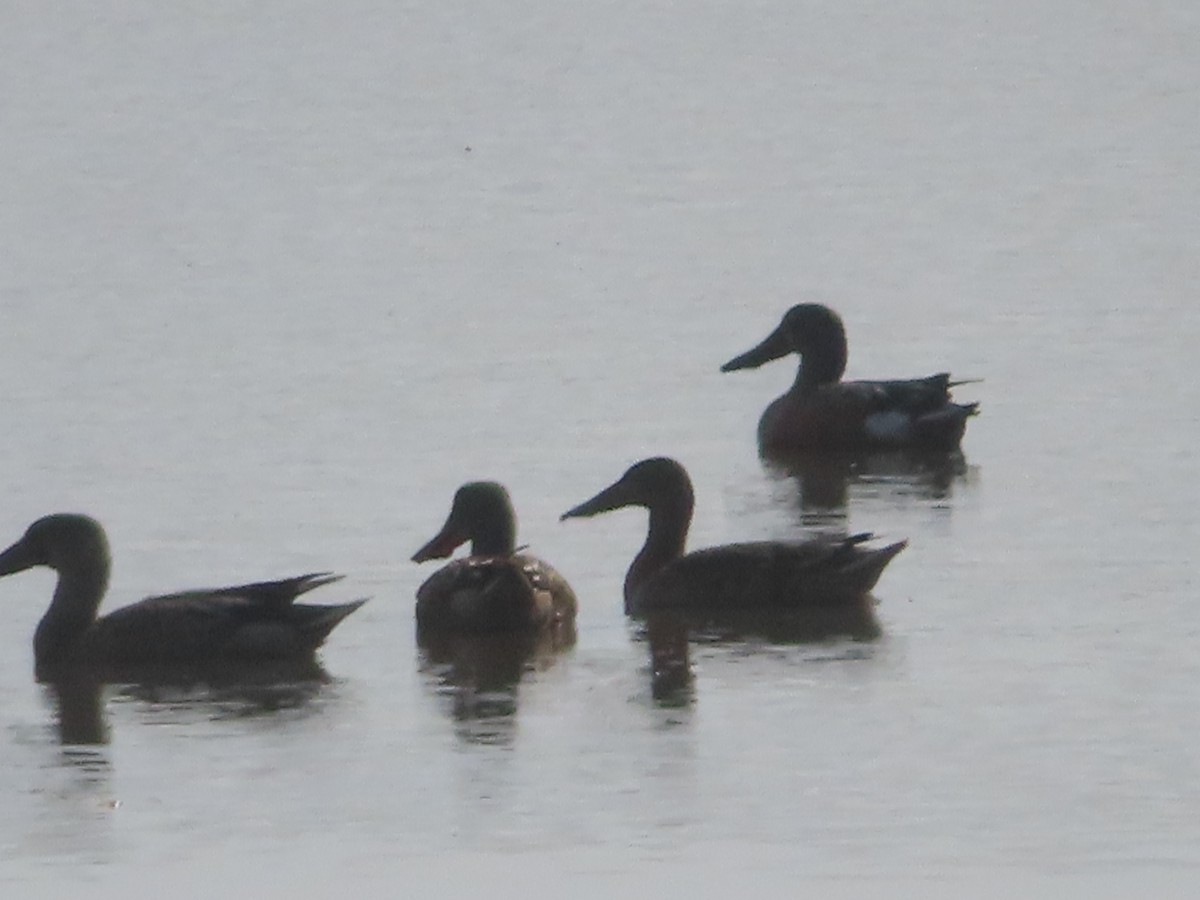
[839,373,968,414]
[87,573,365,663]
[835,375,978,448]
[204,571,343,602]
[633,534,906,612]
[416,554,576,633]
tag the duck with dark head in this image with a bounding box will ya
[412,481,577,635]
[721,304,979,455]
[0,513,366,679]
[561,457,906,619]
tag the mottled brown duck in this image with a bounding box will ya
[0,514,366,674]
[721,304,979,453]
[561,457,906,615]
[412,482,576,634]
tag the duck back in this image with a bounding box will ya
[415,553,577,634]
[629,536,906,614]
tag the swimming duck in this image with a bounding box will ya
[560,457,906,614]
[0,514,366,674]
[721,304,979,453]
[412,481,577,633]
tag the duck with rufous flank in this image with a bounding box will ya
[721,304,979,454]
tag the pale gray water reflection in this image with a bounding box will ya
[43,677,109,747]
[418,626,576,746]
[762,449,976,529]
[639,604,882,706]
[641,616,696,705]
[112,674,331,725]
[43,664,336,746]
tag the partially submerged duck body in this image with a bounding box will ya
[0,514,365,676]
[721,304,978,454]
[561,457,905,615]
[413,552,575,634]
[412,481,576,634]
[624,534,904,612]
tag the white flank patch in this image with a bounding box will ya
[864,410,913,442]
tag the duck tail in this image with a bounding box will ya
[295,598,368,647]
[213,572,346,608]
[289,572,346,595]
[842,532,876,547]
[844,539,908,593]
[914,402,979,448]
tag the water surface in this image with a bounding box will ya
[1,1,1198,895]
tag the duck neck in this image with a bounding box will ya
[626,493,692,605]
[794,323,848,393]
[35,561,109,665]
[469,508,517,556]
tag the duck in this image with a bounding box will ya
[412,481,577,634]
[0,513,366,675]
[560,457,907,615]
[721,303,979,453]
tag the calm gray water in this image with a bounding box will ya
[2,1,1198,895]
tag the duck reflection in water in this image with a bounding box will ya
[418,625,576,746]
[42,658,337,746]
[638,599,882,707]
[765,447,973,527]
[44,673,110,746]
[642,614,694,705]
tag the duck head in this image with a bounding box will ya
[0,514,111,578]
[562,458,696,606]
[412,482,518,562]
[561,457,694,522]
[720,304,849,387]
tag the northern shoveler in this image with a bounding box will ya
[721,304,979,453]
[0,514,366,675]
[412,481,577,633]
[560,457,906,614]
